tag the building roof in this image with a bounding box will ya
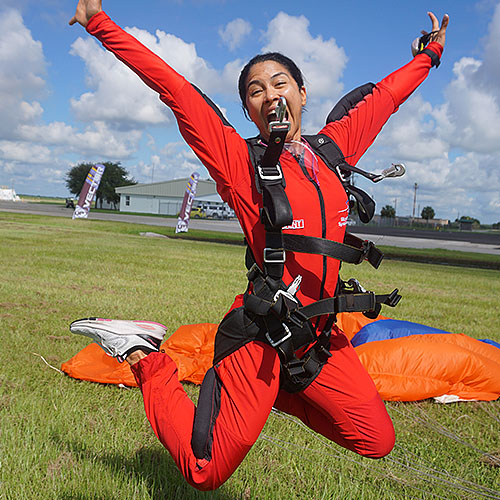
[115,178,217,198]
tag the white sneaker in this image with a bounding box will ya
[70,317,167,363]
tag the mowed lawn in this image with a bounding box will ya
[1,212,499,500]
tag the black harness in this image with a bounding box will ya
[192,81,408,392]
[239,84,403,392]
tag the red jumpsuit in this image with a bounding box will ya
[87,11,442,491]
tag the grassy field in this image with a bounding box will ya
[1,212,499,500]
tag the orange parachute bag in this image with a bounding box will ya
[355,332,500,401]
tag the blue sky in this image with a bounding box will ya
[1,0,500,223]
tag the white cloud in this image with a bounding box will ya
[436,57,500,153]
[261,12,347,98]
[130,26,238,97]
[133,142,207,184]
[0,140,51,164]
[429,4,500,155]
[372,96,449,162]
[480,3,500,95]
[69,24,241,129]
[219,18,252,51]
[0,9,47,138]
[260,12,347,133]
[0,9,147,194]
[69,36,173,129]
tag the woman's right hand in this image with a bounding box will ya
[69,0,103,27]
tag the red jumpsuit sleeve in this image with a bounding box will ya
[322,42,443,166]
[85,12,251,205]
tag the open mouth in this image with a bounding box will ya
[267,110,289,123]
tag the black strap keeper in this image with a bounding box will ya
[285,358,306,377]
[420,48,441,68]
[335,292,376,313]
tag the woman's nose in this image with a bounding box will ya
[264,86,279,103]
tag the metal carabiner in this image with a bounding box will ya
[268,97,290,134]
[275,97,287,122]
[372,163,406,182]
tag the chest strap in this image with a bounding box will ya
[283,232,384,268]
[245,263,400,327]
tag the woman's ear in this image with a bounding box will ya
[301,86,307,107]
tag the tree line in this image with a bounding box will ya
[65,161,136,209]
[380,205,436,220]
[380,204,485,225]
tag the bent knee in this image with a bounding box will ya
[359,418,396,459]
[188,471,226,492]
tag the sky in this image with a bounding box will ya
[1,0,499,224]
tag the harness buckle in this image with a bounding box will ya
[335,164,351,183]
[268,121,290,134]
[264,247,286,264]
[273,288,298,306]
[257,164,283,182]
[346,278,367,293]
[284,358,306,377]
[265,323,292,347]
[385,288,402,307]
[358,239,378,265]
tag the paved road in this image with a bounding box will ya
[2,200,499,255]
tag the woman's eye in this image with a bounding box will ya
[250,89,262,97]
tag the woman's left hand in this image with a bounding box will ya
[422,12,449,48]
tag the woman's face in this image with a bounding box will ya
[245,60,307,142]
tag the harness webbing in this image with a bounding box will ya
[244,96,403,391]
[283,232,384,268]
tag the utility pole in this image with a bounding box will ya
[412,183,418,219]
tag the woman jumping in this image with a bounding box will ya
[69,0,448,491]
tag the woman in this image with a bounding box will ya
[69,0,448,491]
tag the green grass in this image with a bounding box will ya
[379,245,500,270]
[1,212,499,500]
[19,195,68,204]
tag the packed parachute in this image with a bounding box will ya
[62,312,500,402]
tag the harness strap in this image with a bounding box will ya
[256,125,293,280]
[344,232,385,268]
[344,184,376,223]
[283,232,383,268]
[278,329,333,394]
[246,287,400,323]
[300,289,401,319]
[302,134,377,222]
[261,226,287,281]
[245,260,401,331]
[259,130,288,174]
